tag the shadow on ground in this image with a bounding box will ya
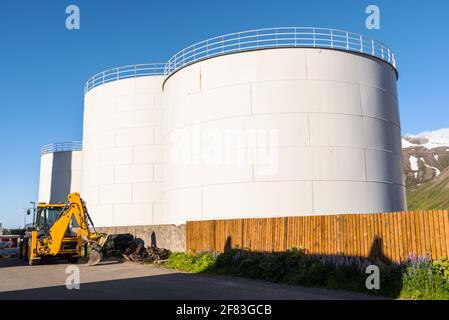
[0,268,386,300]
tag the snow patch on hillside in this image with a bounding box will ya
[402,139,417,148]
[424,163,441,176]
[410,156,419,171]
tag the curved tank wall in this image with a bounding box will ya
[163,48,405,225]
[82,75,165,227]
[38,143,83,204]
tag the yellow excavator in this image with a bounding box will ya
[21,192,108,266]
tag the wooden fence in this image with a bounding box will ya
[186,211,449,262]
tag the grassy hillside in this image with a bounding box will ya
[407,168,449,210]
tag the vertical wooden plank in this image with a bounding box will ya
[187,221,191,253]
[345,213,350,257]
[408,211,416,260]
[296,217,301,250]
[375,213,382,261]
[351,214,356,257]
[422,210,431,259]
[382,213,389,261]
[286,217,291,249]
[331,215,337,256]
[244,219,250,251]
[352,214,357,258]
[359,214,364,258]
[424,211,433,260]
[338,214,345,255]
[305,216,310,254]
[311,216,316,255]
[310,215,314,254]
[322,216,326,255]
[340,214,345,256]
[292,217,298,249]
[334,215,339,255]
[385,213,392,262]
[433,211,442,260]
[356,214,362,258]
[412,211,422,258]
[347,214,353,257]
[400,212,407,261]
[428,211,437,260]
[398,211,406,261]
[392,212,400,262]
[390,212,397,262]
[321,216,326,255]
[407,211,415,259]
[390,212,400,262]
[437,211,446,259]
[310,216,317,254]
[369,212,377,261]
[289,217,295,249]
[380,212,388,261]
[366,213,372,259]
[443,210,449,258]
[356,213,361,257]
[287,217,294,249]
[313,216,319,255]
[417,211,426,259]
[300,217,305,252]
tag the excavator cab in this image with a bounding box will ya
[35,204,67,234]
[21,193,107,266]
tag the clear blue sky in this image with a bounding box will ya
[1,0,448,228]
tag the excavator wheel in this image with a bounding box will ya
[27,240,40,266]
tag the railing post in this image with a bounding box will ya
[294,27,297,47]
[330,29,333,48]
[183,48,185,66]
[346,32,349,50]
[239,32,241,51]
[360,35,363,53]
[257,30,259,49]
[275,28,278,47]
[313,28,316,47]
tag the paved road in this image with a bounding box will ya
[0,258,383,300]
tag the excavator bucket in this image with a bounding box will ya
[87,248,103,266]
[86,235,107,266]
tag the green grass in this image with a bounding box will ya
[407,174,449,210]
[164,251,216,273]
[163,249,449,300]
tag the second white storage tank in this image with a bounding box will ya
[82,64,165,226]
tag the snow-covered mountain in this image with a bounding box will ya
[402,128,449,209]
[402,128,449,186]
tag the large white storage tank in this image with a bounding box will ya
[82,64,165,227]
[163,27,405,225]
[38,142,83,203]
